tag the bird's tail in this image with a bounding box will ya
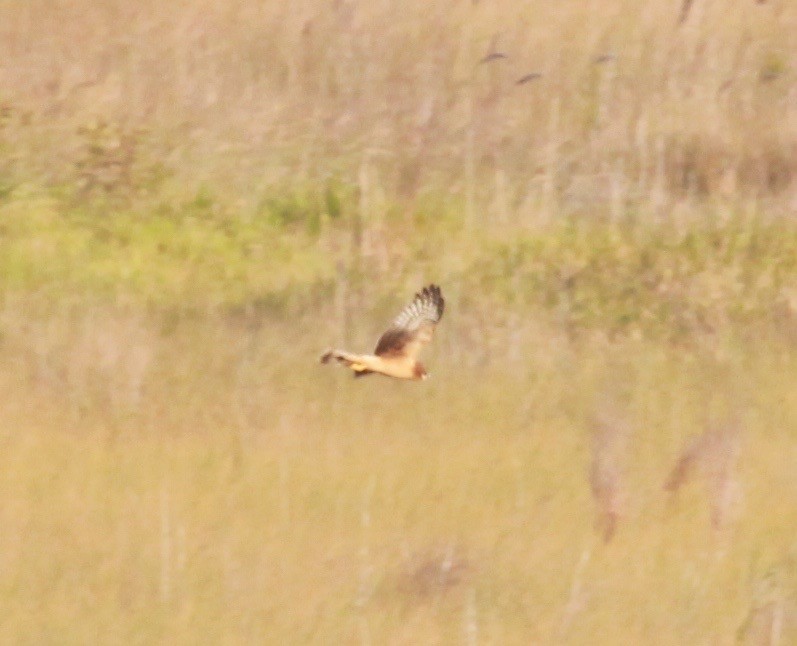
[320,349,375,377]
[319,349,338,364]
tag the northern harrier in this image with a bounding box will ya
[320,284,445,380]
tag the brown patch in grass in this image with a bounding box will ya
[396,546,470,599]
[663,135,795,199]
[664,420,743,529]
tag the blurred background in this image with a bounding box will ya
[1,0,797,642]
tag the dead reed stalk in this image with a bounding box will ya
[588,407,628,542]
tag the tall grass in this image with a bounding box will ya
[0,0,795,213]
[0,306,796,642]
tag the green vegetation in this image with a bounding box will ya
[1,0,797,643]
[3,184,797,347]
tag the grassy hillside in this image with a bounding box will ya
[1,0,797,643]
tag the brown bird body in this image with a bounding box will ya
[320,284,445,381]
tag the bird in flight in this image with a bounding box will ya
[320,284,445,380]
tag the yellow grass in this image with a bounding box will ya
[0,309,795,643]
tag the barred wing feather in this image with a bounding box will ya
[374,285,445,359]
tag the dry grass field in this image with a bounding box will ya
[1,312,797,644]
[1,0,797,643]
